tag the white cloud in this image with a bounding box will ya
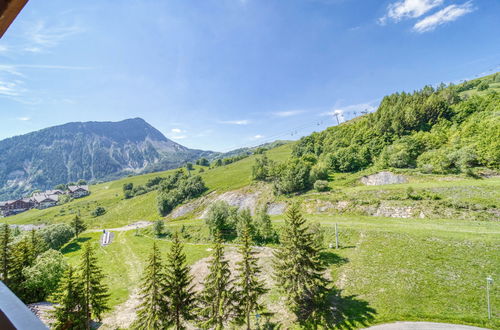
[24,20,84,51]
[172,135,187,140]
[321,102,377,120]
[0,80,25,97]
[17,116,31,121]
[413,2,474,33]
[379,0,443,24]
[218,119,251,125]
[252,134,264,140]
[272,110,305,117]
[171,128,182,133]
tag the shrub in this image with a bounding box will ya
[204,201,238,239]
[157,173,207,216]
[314,180,329,192]
[40,224,75,250]
[23,249,67,301]
[417,149,452,173]
[477,81,489,91]
[272,159,311,195]
[91,206,106,217]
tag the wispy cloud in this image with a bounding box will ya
[413,2,474,33]
[171,128,182,133]
[218,119,251,125]
[272,110,305,117]
[379,0,443,24]
[23,20,84,52]
[0,80,25,97]
[17,116,31,121]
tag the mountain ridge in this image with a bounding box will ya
[0,118,214,199]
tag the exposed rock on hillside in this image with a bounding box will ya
[361,172,408,186]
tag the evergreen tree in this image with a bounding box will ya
[78,242,110,329]
[51,266,86,330]
[0,223,12,284]
[255,207,275,243]
[272,203,330,324]
[235,221,268,329]
[197,233,238,329]
[165,232,195,329]
[72,215,87,238]
[10,237,35,299]
[29,229,48,260]
[134,242,169,329]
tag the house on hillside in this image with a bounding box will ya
[0,198,34,216]
[31,193,59,209]
[68,185,90,198]
[45,189,64,195]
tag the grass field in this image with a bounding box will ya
[58,212,500,329]
[3,143,293,228]
[3,139,500,328]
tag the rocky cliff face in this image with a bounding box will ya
[0,118,213,199]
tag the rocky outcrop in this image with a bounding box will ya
[361,171,408,186]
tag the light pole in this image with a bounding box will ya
[486,276,493,320]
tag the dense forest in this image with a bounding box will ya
[252,73,500,194]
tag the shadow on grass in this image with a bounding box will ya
[61,237,91,254]
[320,251,349,266]
[329,289,377,329]
[299,288,376,329]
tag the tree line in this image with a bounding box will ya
[0,219,108,330]
[134,203,333,329]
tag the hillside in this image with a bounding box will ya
[293,72,500,176]
[2,74,499,329]
[0,118,215,200]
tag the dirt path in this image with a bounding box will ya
[364,322,489,329]
[99,231,143,330]
[88,221,152,233]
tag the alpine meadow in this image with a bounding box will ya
[0,1,499,329]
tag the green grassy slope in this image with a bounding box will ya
[3,143,293,228]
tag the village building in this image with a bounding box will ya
[67,185,90,198]
[31,193,59,209]
[0,185,90,217]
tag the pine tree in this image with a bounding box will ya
[72,215,87,238]
[10,236,35,299]
[165,232,195,329]
[78,242,110,329]
[51,266,86,330]
[0,223,12,284]
[197,232,238,329]
[29,229,48,259]
[272,203,330,324]
[133,242,169,329]
[235,221,268,329]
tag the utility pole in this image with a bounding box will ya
[333,113,340,125]
[487,276,493,320]
[335,223,339,249]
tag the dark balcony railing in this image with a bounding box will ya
[0,281,48,329]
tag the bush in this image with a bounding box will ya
[23,249,67,302]
[477,81,489,91]
[204,201,238,239]
[310,162,329,182]
[417,149,453,173]
[272,159,311,195]
[251,154,273,181]
[157,173,207,216]
[91,206,106,217]
[254,207,276,243]
[314,180,329,192]
[40,224,75,250]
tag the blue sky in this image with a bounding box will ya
[0,0,499,151]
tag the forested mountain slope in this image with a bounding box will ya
[0,118,214,199]
[293,73,500,175]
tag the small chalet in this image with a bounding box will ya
[0,198,34,216]
[67,185,90,198]
[31,193,59,209]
